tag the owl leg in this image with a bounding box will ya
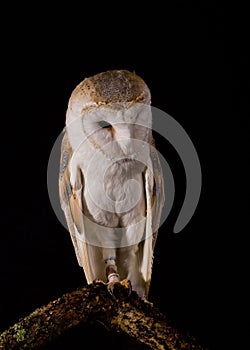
[92,256,118,290]
[104,256,132,298]
[105,256,120,295]
[105,257,119,281]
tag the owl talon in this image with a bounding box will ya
[141,296,154,308]
[93,278,106,285]
[106,282,118,299]
[106,277,132,299]
[120,278,132,296]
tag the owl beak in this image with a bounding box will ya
[114,124,134,156]
[117,138,134,157]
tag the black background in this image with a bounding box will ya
[0,3,248,350]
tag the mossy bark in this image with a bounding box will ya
[0,283,207,350]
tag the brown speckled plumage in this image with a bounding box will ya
[68,70,151,115]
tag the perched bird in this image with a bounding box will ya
[59,70,164,299]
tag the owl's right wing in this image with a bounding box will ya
[58,131,93,280]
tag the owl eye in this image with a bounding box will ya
[98,120,112,129]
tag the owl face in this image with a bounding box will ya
[81,103,152,166]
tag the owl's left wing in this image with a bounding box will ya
[149,139,165,249]
[59,131,93,280]
[140,139,165,296]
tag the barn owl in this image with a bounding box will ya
[59,70,164,299]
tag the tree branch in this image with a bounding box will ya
[0,283,208,350]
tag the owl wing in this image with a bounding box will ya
[149,139,165,249]
[59,131,93,281]
[140,139,165,296]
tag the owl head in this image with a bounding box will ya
[65,70,153,166]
